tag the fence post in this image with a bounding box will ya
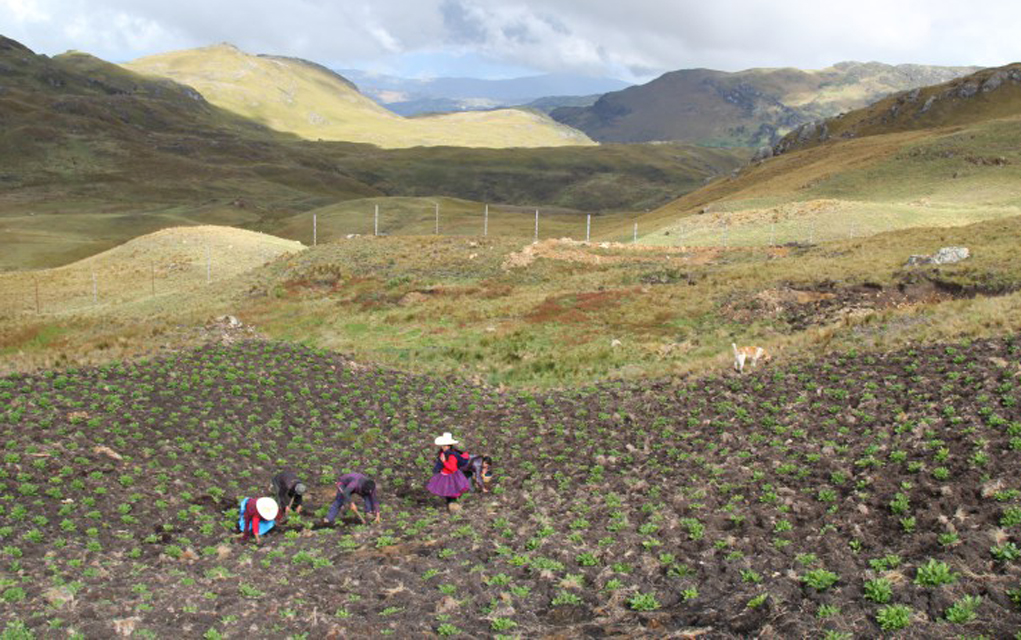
[374,204,379,237]
[434,202,439,235]
[313,213,317,246]
[151,261,155,297]
[92,271,97,305]
[534,209,539,243]
[35,277,40,314]
[586,214,591,242]
[770,222,775,247]
[206,245,211,283]
[633,222,637,244]
[484,204,488,237]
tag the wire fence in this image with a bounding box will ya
[3,202,863,319]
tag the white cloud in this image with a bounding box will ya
[3,0,1020,79]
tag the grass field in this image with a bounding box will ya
[5,213,1021,386]
[637,114,1021,247]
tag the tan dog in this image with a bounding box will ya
[732,343,769,373]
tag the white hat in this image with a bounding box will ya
[434,432,458,446]
[256,497,279,520]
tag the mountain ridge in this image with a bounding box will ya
[551,61,980,147]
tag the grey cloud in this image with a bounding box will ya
[440,0,487,44]
[4,0,1021,80]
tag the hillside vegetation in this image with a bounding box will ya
[552,61,978,147]
[636,65,1021,247]
[5,210,1021,387]
[0,36,741,270]
[124,44,594,148]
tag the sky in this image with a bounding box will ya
[2,0,1020,82]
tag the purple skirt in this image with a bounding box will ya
[426,470,470,498]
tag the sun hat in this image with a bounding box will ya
[434,432,459,446]
[256,497,279,520]
[294,483,307,495]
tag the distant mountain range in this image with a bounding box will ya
[551,62,981,147]
[337,69,630,115]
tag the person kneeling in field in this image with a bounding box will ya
[271,470,306,521]
[323,473,381,525]
[236,496,279,545]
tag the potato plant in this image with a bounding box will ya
[0,337,1020,636]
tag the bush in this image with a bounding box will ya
[945,595,981,624]
[863,578,892,604]
[627,592,660,611]
[876,604,913,631]
[802,569,839,591]
[0,621,33,640]
[914,559,957,587]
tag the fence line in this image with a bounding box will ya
[6,204,881,320]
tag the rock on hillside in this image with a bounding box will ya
[551,62,978,147]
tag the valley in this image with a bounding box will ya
[3,24,1021,640]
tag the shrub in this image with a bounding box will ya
[876,604,913,631]
[802,569,839,591]
[945,595,981,624]
[490,617,517,631]
[627,592,660,611]
[992,542,1021,563]
[914,559,957,587]
[863,578,892,604]
[436,623,461,636]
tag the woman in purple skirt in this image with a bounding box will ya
[426,432,471,509]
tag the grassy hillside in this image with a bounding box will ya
[124,44,594,148]
[0,36,743,270]
[552,62,978,146]
[5,211,1021,387]
[773,63,1021,154]
[636,71,1021,248]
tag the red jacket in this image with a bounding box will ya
[439,450,469,475]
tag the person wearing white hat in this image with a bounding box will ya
[236,496,279,544]
[426,433,472,509]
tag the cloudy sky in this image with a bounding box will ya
[2,0,1020,81]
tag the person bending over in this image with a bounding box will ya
[271,470,306,520]
[324,473,381,525]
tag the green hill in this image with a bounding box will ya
[552,61,978,147]
[124,44,594,148]
[633,65,1021,247]
[0,36,743,270]
[772,63,1021,154]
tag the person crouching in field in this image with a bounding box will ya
[426,432,471,510]
[323,473,381,525]
[237,496,279,545]
[271,470,306,521]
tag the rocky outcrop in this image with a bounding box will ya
[770,63,1021,158]
[905,246,970,266]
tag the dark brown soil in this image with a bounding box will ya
[2,337,1021,638]
[726,274,1019,331]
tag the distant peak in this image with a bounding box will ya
[206,42,242,53]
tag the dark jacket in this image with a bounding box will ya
[271,471,303,511]
[325,473,380,522]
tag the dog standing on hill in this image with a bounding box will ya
[733,343,769,373]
